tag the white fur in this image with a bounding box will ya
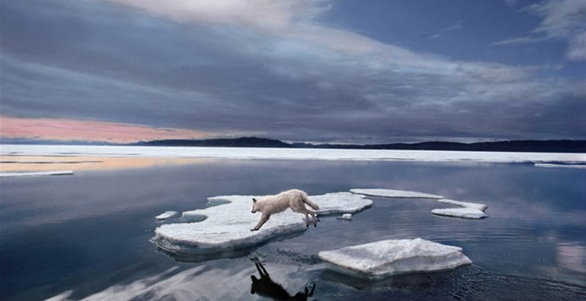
[251,189,320,231]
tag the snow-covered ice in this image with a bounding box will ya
[313,192,373,215]
[437,199,487,211]
[153,195,305,255]
[337,213,353,220]
[152,192,373,255]
[433,199,488,219]
[351,188,443,199]
[0,170,74,178]
[3,144,584,164]
[155,211,177,220]
[431,208,488,219]
[534,163,586,169]
[318,238,472,279]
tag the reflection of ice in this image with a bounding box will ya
[47,261,258,300]
[319,238,472,279]
[151,192,372,256]
[557,243,586,273]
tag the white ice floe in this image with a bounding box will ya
[152,192,372,255]
[350,188,443,199]
[431,208,487,219]
[318,238,472,279]
[433,199,488,219]
[534,163,586,169]
[337,213,353,221]
[0,170,74,178]
[313,192,373,215]
[437,199,487,211]
[155,211,177,220]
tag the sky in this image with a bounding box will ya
[1,0,585,144]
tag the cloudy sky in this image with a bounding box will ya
[1,0,585,144]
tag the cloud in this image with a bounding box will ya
[0,116,212,143]
[495,0,586,61]
[1,0,584,143]
[492,36,549,46]
[106,0,331,28]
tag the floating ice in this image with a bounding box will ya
[152,192,372,255]
[313,192,372,215]
[534,163,586,169]
[337,214,353,221]
[431,208,487,219]
[437,199,487,211]
[155,211,177,220]
[0,170,74,178]
[318,238,472,279]
[433,198,488,219]
[350,188,443,199]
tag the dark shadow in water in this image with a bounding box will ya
[250,258,316,301]
[149,230,306,263]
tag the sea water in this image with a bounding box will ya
[0,146,585,300]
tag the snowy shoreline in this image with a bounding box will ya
[2,144,585,165]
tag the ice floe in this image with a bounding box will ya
[351,188,443,199]
[152,192,372,256]
[534,163,586,169]
[431,208,487,219]
[337,213,353,221]
[433,199,488,219]
[0,170,74,178]
[313,192,373,215]
[318,238,472,279]
[155,211,177,220]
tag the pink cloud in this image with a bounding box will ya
[0,116,210,143]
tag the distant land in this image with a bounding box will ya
[134,137,586,153]
[2,137,585,152]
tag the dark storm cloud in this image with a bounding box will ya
[1,0,584,143]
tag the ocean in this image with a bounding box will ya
[0,145,585,300]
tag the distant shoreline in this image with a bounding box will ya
[2,137,586,153]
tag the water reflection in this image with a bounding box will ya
[2,159,585,300]
[557,243,586,273]
[250,258,316,301]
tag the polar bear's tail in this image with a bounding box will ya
[301,192,320,210]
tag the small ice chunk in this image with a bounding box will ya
[313,192,373,215]
[431,208,487,219]
[318,238,472,279]
[437,199,487,211]
[350,188,443,199]
[0,170,74,178]
[155,211,177,220]
[337,213,353,220]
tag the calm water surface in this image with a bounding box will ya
[1,159,585,300]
